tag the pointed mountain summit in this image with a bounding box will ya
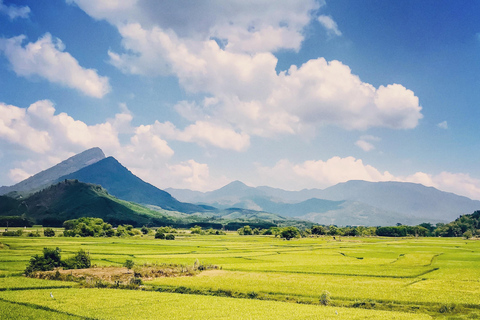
[0,147,105,196]
[58,156,206,213]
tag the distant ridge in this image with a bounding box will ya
[167,180,480,224]
[57,156,207,214]
[0,147,105,196]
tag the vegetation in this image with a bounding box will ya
[63,217,115,237]
[24,247,91,276]
[1,234,477,319]
[43,228,55,237]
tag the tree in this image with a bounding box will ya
[165,234,175,240]
[44,228,55,237]
[463,230,473,239]
[124,259,135,270]
[155,231,165,239]
[311,225,326,235]
[280,227,300,240]
[141,226,149,235]
[63,250,91,269]
[320,290,331,306]
[24,247,62,275]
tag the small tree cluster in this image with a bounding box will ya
[63,217,114,237]
[190,225,205,235]
[44,228,55,237]
[24,247,91,276]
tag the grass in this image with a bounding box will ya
[0,288,433,319]
[0,232,479,319]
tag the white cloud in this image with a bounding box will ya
[0,33,110,98]
[70,2,423,138]
[437,121,448,129]
[154,120,250,151]
[0,99,222,191]
[69,0,321,53]
[355,135,380,152]
[317,15,342,37]
[0,0,30,19]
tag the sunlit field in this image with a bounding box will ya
[1,232,479,319]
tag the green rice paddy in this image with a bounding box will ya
[0,232,479,319]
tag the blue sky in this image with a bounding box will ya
[1,0,480,199]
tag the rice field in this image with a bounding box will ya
[0,232,479,319]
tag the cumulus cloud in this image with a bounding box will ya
[437,121,448,129]
[0,0,30,19]
[317,15,342,36]
[70,1,423,138]
[154,120,250,151]
[0,99,222,191]
[0,33,110,98]
[257,157,480,200]
[69,0,321,53]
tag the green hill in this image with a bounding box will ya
[0,180,181,227]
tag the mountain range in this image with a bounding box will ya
[1,147,479,227]
[167,180,480,225]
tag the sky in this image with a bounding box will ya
[1,0,480,200]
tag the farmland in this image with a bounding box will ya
[0,231,479,319]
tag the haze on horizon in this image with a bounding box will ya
[1,0,480,200]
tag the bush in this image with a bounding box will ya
[165,234,175,240]
[2,229,23,237]
[311,225,326,235]
[280,227,301,240]
[28,231,41,237]
[237,226,253,235]
[190,226,205,235]
[124,259,135,270]
[141,226,149,235]
[44,228,55,237]
[464,230,473,239]
[155,232,165,239]
[63,217,114,237]
[320,290,331,306]
[25,247,62,275]
[63,250,91,270]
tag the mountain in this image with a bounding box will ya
[0,179,180,227]
[168,180,480,225]
[57,156,208,214]
[317,180,480,221]
[0,147,105,196]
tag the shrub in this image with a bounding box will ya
[28,231,41,237]
[155,232,165,239]
[311,225,327,235]
[141,226,149,235]
[24,247,62,275]
[63,217,114,237]
[237,226,253,235]
[63,250,91,270]
[165,234,175,240]
[2,229,23,237]
[280,227,300,240]
[44,228,55,237]
[320,290,331,306]
[124,259,135,270]
[190,226,205,235]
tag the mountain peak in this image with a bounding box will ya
[0,147,105,195]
